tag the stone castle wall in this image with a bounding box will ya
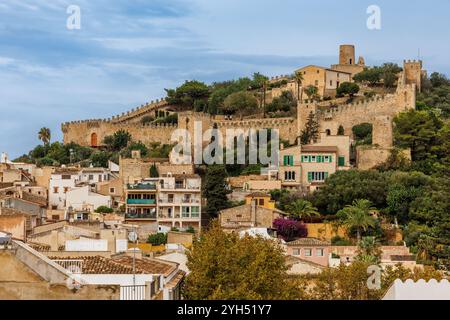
[298,83,416,148]
[62,65,418,168]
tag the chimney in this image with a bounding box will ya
[251,199,257,227]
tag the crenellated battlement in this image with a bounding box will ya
[61,97,168,128]
[214,117,295,128]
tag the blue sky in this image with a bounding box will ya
[1,0,449,158]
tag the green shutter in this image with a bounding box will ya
[329,156,333,163]
[338,156,345,166]
[325,172,329,179]
[283,155,288,166]
[308,156,311,162]
[289,155,293,166]
[307,172,312,182]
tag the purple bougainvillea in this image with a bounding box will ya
[273,218,308,241]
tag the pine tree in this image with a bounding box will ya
[300,111,319,144]
[202,165,230,218]
[149,163,159,177]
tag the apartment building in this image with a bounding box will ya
[157,174,201,231]
[125,178,158,222]
[124,174,202,232]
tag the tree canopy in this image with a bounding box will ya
[183,223,300,300]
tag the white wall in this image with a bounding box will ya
[65,239,108,251]
[49,173,78,209]
[65,186,111,211]
[80,274,154,286]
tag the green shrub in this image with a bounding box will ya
[147,233,167,246]
[331,236,352,246]
[95,206,113,214]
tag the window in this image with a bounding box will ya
[330,80,333,86]
[258,199,264,206]
[88,175,94,180]
[293,249,300,256]
[52,215,59,220]
[182,206,190,218]
[61,175,71,180]
[338,156,345,166]
[316,70,320,74]
[307,172,329,182]
[63,187,69,193]
[304,249,312,256]
[316,248,324,256]
[53,187,59,194]
[191,206,200,218]
[283,155,294,166]
[284,171,296,181]
[110,187,115,194]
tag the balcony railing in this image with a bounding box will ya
[53,259,83,273]
[160,183,200,190]
[127,183,156,190]
[125,213,157,219]
[127,199,156,205]
[158,213,200,219]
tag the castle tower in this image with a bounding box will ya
[372,115,393,148]
[339,45,356,65]
[357,56,365,66]
[403,60,423,92]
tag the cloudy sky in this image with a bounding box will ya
[1,0,449,158]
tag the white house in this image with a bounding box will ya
[49,167,114,210]
[49,168,80,210]
[383,279,450,300]
[65,185,111,212]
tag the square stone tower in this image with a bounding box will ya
[403,60,423,92]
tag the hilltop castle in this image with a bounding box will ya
[61,45,423,169]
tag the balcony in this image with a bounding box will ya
[160,183,201,190]
[127,183,156,190]
[126,199,156,205]
[125,213,157,220]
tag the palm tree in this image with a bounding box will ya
[294,71,304,101]
[336,199,377,242]
[38,127,51,145]
[286,199,320,222]
[304,85,318,101]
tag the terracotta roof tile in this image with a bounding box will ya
[301,146,338,153]
[286,237,330,246]
[49,255,176,276]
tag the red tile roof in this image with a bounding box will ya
[49,255,176,276]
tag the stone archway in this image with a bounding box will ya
[90,133,98,147]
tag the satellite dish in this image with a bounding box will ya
[128,231,138,242]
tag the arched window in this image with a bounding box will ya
[326,129,331,135]
[90,133,98,147]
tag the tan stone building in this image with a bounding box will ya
[219,200,285,232]
[279,132,351,191]
[330,44,366,78]
[295,65,352,98]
